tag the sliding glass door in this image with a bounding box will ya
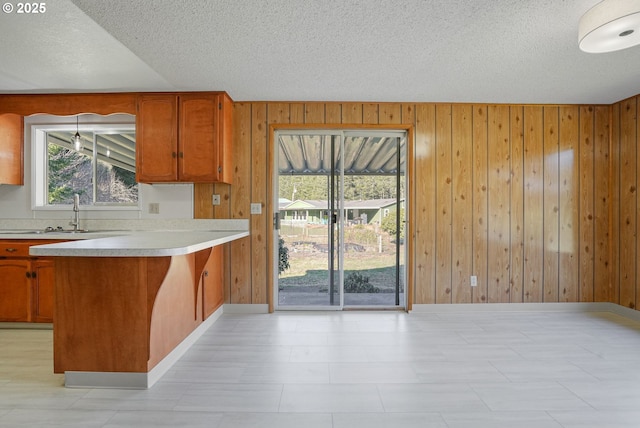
[275,130,406,310]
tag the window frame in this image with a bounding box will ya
[31,122,140,211]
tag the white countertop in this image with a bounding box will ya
[28,230,249,257]
[0,219,249,257]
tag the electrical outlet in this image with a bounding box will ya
[212,194,220,205]
[470,275,478,287]
[149,203,160,214]
[250,203,262,214]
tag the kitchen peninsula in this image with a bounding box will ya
[22,220,249,389]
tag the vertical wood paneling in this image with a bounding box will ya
[305,103,325,124]
[523,106,544,302]
[637,96,640,309]
[510,107,524,302]
[230,102,253,303]
[435,104,453,303]
[559,106,580,302]
[579,106,595,302]
[290,103,304,124]
[594,106,611,303]
[610,102,621,305]
[630,96,640,309]
[472,105,489,303]
[401,104,415,126]
[380,104,402,125]
[325,104,342,123]
[543,107,560,302]
[194,183,214,218]
[251,104,269,304]
[487,105,511,303]
[363,103,379,124]
[451,105,473,303]
[619,98,637,309]
[342,103,362,124]
[415,104,436,303]
[194,98,617,310]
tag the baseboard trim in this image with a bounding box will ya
[411,302,640,320]
[0,322,53,330]
[64,305,224,389]
[602,302,640,323]
[223,303,269,314]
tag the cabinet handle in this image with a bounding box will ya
[203,270,209,277]
[5,248,17,253]
[218,166,222,173]
[179,152,184,158]
[32,271,37,279]
[26,272,31,279]
[172,152,177,159]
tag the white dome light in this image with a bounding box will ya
[579,0,640,53]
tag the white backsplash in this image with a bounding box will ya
[0,218,248,232]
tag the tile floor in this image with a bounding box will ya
[1,309,640,427]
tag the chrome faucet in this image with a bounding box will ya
[70,193,80,231]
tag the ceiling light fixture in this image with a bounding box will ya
[73,116,82,151]
[579,0,640,53]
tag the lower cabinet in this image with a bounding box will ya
[0,241,56,323]
[201,245,223,319]
[32,259,54,322]
[0,259,30,322]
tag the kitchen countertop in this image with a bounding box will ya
[0,218,249,257]
[28,230,249,257]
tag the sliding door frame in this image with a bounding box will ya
[268,124,414,313]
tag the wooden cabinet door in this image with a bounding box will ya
[179,94,219,182]
[0,259,30,322]
[202,245,224,319]
[136,95,178,182]
[31,258,55,323]
[0,114,24,185]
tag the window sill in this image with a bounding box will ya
[32,205,141,212]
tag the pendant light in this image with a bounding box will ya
[579,0,640,53]
[73,116,82,151]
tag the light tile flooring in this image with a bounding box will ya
[2,310,640,427]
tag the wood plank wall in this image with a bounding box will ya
[194,101,614,309]
[611,95,640,309]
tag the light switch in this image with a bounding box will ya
[250,203,262,214]
[212,194,221,205]
[149,203,160,214]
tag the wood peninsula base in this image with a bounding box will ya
[54,247,224,389]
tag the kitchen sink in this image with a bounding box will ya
[0,229,92,234]
[0,230,47,234]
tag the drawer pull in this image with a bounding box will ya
[5,248,17,253]
[26,272,31,279]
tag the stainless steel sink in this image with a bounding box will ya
[0,230,47,234]
[0,229,92,234]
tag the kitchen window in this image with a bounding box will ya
[31,119,138,209]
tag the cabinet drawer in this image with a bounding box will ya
[0,241,31,257]
[0,240,61,258]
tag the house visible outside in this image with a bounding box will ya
[279,198,402,225]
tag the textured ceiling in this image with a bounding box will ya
[1,0,639,104]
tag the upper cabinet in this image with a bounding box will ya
[136,92,233,184]
[0,114,24,185]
